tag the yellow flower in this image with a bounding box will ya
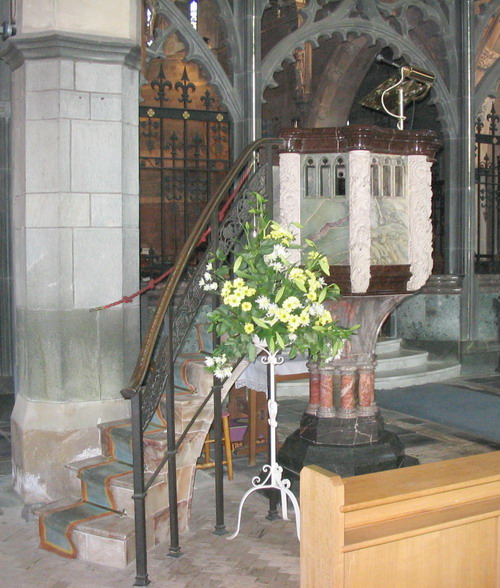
[244,287,257,297]
[276,308,291,323]
[265,222,294,245]
[244,323,254,334]
[221,282,232,297]
[299,310,311,325]
[233,278,245,288]
[287,315,302,331]
[316,310,333,326]
[241,301,252,312]
[225,294,240,307]
[289,268,306,281]
[306,291,317,302]
[283,296,301,311]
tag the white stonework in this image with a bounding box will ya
[348,150,371,293]
[407,155,434,291]
[278,152,301,264]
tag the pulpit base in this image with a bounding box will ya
[277,428,419,488]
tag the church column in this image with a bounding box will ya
[2,0,141,502]
[0,59,14,393]
[233,0,263,154]
[458,0,479,343]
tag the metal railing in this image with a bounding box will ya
[121,138,284,586]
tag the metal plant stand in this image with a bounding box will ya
[227,348,301,540]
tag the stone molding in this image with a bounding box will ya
[278,152,301,265]
[407,156,433,291]
[420,274,463,294]
[0,32,141,71]
[348,150,371,293]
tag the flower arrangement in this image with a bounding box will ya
[201,193,358,379]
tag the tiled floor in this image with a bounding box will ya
[1,373,500,587]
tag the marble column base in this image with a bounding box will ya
[299,412,384,445]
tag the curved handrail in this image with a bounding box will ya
[127,137,285,391]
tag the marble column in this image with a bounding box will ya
[305,360,320,415]
[337,363,357,418]
[357,355,377,417]
[2,4,141,502]
[317,363,335,418]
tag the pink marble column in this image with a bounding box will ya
[357,356,378,416]
[306,361,321,415]
[317,365,335,418]
[338,364,357,418]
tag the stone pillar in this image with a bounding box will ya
[2,0,141,503]
[0,59,14,393]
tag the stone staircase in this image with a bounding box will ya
[276,338,461,397]
[374,338,461,389]
[35,350,246,568]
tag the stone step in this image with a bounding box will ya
[375,338,405,355]
[375,348,429,371]
[277,339,461,397]
[66,455,168,519]
[374,360,462,390]
[71,510,154,569]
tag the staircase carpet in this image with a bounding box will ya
[79,459,132,511]
[39,500,114,559]
[103,420,165,464]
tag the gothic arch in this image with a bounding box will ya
[148,0,243,123]
[304,35,382,127]
[261,17,457,138]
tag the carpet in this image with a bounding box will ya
[39,501,113,558]
[376,383,500,443]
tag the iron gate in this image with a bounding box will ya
[139,64,231,277]
[475,102,500,273]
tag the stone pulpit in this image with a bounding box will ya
[276,125,441,477]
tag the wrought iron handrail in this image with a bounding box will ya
[127,137,284,395]
[122,137,285,586]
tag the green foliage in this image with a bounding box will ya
[201,193,358,379]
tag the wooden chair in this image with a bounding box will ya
[196,410,234,480]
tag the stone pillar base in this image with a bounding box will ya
[11,395,129,504]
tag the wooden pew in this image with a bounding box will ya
[300,451,500,587]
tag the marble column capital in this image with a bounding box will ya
[0,32,141,71]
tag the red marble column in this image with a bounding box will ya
[338,364,357,418]
[317,365,335,418]
[357,357,378,416]
[306,361,320,415]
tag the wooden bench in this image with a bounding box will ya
[300,451,500,587]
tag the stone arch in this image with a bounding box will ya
[304,34,382,127]
[148,0,243,123]
[261,19,457,139]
